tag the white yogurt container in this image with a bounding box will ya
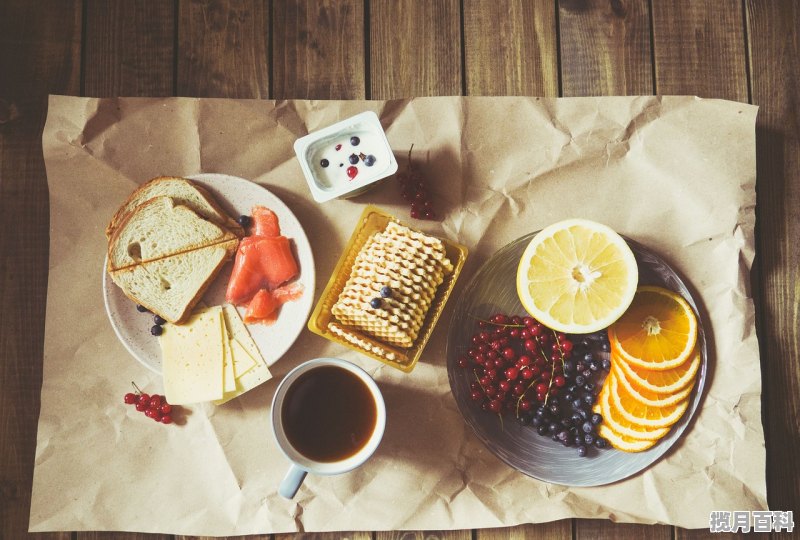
[294,111,398,203]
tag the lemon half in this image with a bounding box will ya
[515,219,638,334]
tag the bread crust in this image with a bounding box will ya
[106,196,238,272]
[105,176,244,239]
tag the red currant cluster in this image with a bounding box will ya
[397,146,438,220]
[458,313,612,457]
[458,314,572,416]
[124,383,175,424]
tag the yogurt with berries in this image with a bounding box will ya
[294,111,398,202]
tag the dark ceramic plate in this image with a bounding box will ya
[446,233,707,487]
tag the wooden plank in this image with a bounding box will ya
[177,0,269,98]
[575,519,671,540]
[276,534,370,540]
[675,528,771,539]
[462,0,558,97]
[476,520,572,540]
[746,0,800,526]
[272,0,365,100]
[377,532,470,540]
[369,0,462,99]
[558,0,653,96]
[80,534,175,540]
[651,0,748,101]
[556,6,661,538]
[84,0,175,97]
[0,1,82,539]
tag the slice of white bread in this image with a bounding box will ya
[105,176,243,239]
[109,240,238,323]
[107,196,238,272]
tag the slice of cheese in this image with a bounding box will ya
[222,327,236,393]
[160,306,225,404]
[213,305,272,405]
[229,337,257,378]
[222,304,266,365]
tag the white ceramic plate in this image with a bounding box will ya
[102,173,316,373]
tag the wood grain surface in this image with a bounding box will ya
[1,0,797,538]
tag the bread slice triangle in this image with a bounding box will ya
[109,240,238,323]
[105,176,243,239]
[107,196,238,272]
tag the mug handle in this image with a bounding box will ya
[279,464,308,499]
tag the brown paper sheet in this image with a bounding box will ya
[31,95,766,534]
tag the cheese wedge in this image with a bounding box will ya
[229,338,257,379]
[222,305,266,366]
[222,330,236,393]
[160,306,225,404]
[214,305,272,405]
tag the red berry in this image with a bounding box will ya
[513,383,525,395]
[499,380,511,392]
[502,347,516,360]
[135,401,148,412]
[554,375,566,387]
[458,357,469,368]
[160,403,172,415]
[471,390,483,401]
[160,415,173,424]
[517,355,532,366]
[519,399,533,411]
[346,166,358,179]
[410,209,420,219]
[491,314,508,325]
[124,393,137,405]
[529,325,542,336]
[505,367,519,380]
[149,395,162,409]
[488,400,502,413]
[521,368,534,380]
[535,383,548,394]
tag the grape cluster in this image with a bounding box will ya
[124,383,176,424]
[457,313,611,457]
[396,146,438,220]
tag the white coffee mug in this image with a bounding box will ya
[271,357,386,499]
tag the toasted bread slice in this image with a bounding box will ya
[107,196,239,272]
[109,240,238,323]
[105,176,244,239]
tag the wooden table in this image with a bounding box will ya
[1,1,797,539]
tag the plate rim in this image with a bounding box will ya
[446,232,708,487]
[102,172,316,374]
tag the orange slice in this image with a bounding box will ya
[607,371,689,429]
[615,347,701,394]
[596,384,670,441]
[598,423,657,453]
[516,219,638,334]
[608,286,697,371]
[611,362,695,408]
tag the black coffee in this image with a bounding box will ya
[282,365,377,462]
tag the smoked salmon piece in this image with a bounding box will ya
[243,282,305,324]
[252,206,281,237]
[225,205,302,316]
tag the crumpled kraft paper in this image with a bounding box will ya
[30,95,766,535]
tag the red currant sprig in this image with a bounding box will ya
[397,145,439,221]
[124,382,176,424]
